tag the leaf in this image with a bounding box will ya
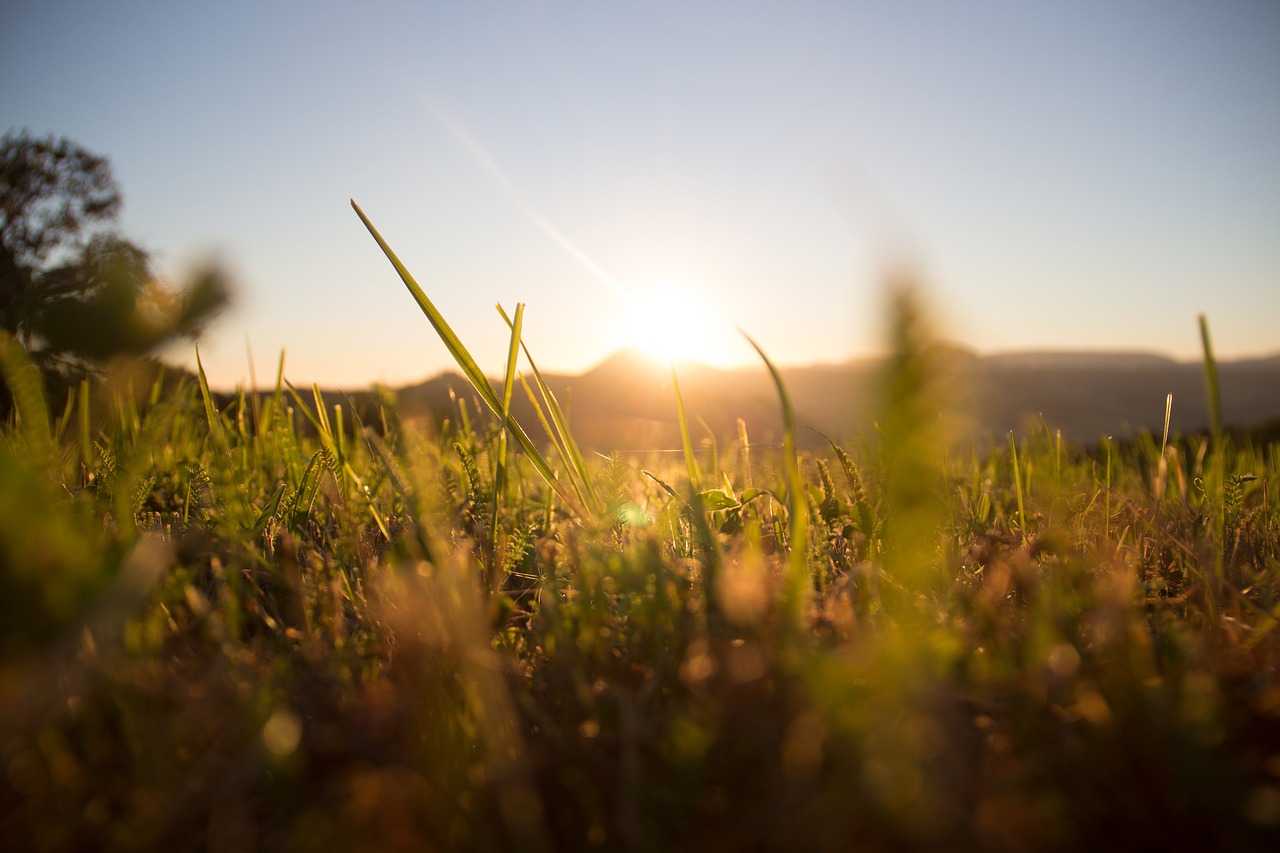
[698,489,739,511]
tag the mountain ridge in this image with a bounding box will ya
[374,347,1280,450]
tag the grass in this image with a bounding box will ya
[1,218,1279,851]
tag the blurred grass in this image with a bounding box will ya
[1,250,1279,851]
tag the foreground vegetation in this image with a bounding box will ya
[3,231,1280,851]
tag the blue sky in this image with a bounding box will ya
[4,1,1278,387]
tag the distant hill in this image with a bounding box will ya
[134,348,1274,451]
[379,348,1280,450]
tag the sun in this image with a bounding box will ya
[622,280,728,366]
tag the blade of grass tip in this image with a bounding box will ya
[53,385,76,445]
[1104,435,1112,543]
[310,383,349,497]
[1055,429,1063,496]
[1198,313,1225,606]
[274,350,286,407]
[334,401,350,496]
[643,470,683,504]
[1009,431,1027,544]
[741,330,809,628]
[286,380,329,449]
[335,402,346,456]
[353,201,490,393]
[195,346,229,453]
[697,414,719,483]
[490,302,525,572]
[671,365,701,492]
[312,384,335,446]
[1199,314,1222,445]
[246,336,262,437]
[1162,392,1172,453]
[1156,393,1172,501]
[148,363,166,408]
[236,385,249,445]
[285,381,391,539]
[518,375,560,461]
[353,200,576,511]
[498,304,600,514]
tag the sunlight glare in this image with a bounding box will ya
[623,280,727,366]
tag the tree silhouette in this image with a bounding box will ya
[1,129,226,404]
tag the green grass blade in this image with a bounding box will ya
[741,331,809,628]
[1198,313,1226,606]
[195,346,229,453]
[274,350,286,407]
[352,201,490,396]
[1009,431,1027,543]
[52,384,76,445]
[498,304,600,514]
[1156,393,1172,501]
[671,365,701,492]
[1199,313,1222,444]
[518,376,559,460]
[352,200,577,512]
[490,302,525,569]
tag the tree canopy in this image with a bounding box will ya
[0,129,227,396]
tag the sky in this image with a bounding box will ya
[3,0,1278,389]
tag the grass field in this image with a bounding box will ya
[2,215,1279,851]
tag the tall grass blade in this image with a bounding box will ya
[245,336,262,436]
[1156,393,1172,501]
[498,305,600,514]
[53,385,76,445]
[737,418,752,490]
[352,200,576,512]
[671,366,701,492]
[1104,435,1112,543]
[1199,314,1222,444]
[1198,313,1226,604]
[195,346,229,454]
[274,350,286,407]
[741,331,809,629]
[1009,431,1027,543]
[489,302,525,580]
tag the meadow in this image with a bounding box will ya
[2,206,1279,851]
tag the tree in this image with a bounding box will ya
[0,129,226,399]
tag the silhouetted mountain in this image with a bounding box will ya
[980,350,1177,370]
[173,348,1275,452]
[373,348,1280,451]
[968,351,1280,442]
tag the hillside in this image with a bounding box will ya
[385,348,1280,450]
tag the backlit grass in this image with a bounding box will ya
[1,218,1278,851]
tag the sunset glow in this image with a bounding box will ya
[622,281,732,366]
[3,2,1276,388]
